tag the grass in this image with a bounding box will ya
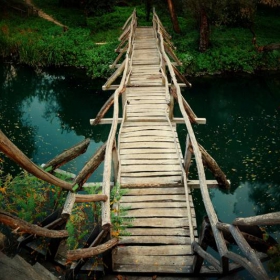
[0,1,279,77]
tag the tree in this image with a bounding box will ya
[167,0,181,33]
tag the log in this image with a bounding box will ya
[0,130,73,191]
[0,210,68,238]
[170,86,197,123]
[193,242,222,273]
[72,142,107,188]
[102,59,126,90]
[258,43,280,52]
[172,64,192,87]
[228,225,268,277]
[197,143,230,190]
[233,212,280,226]
[92,88,126,125]
[61,192,76,219]
[43,138,90,172]
[75,194,107,203]
[67,237,118,261]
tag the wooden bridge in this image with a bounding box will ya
[0,8,279,280]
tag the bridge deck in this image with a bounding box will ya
[112,27,197,273]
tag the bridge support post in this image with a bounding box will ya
[184,134,192,177]
[112,140,119,185]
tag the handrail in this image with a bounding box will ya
[153,10,270,279]
[153,8,228,269]
[101,9,137,230]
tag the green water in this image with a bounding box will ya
[0,62,280,277]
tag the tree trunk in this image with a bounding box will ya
[146,0,152,22]
[199,8,209,52]
[166,0,180,34]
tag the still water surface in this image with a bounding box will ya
[0,62,280,276]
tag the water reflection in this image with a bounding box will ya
[180,73,280,241]
[0,62,111,179]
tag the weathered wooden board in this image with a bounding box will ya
[120,153,179,159]
[122,187,185,195]
[120,137,176,143]
[113,245,192,255]
[113,254,194,266]
[120,176,181,185]
[112,264,192,273]
[118,235,192,245]
[121,202,192,209]
[121,171,181,177]
[124,227,189,236]
[121,159,179,165]
[125,208,189,217]
[119,148,176,155]
[120,194,187,202]
[120,142,178,149]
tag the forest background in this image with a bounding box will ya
[0,0,279,77]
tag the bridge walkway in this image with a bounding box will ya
[112,27,197,274]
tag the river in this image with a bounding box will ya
[0,61,280,277]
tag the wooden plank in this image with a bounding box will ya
[121,202,190,209]
[120,142,177,149]
[119,148,176,155]
[125,208,189,217]
[120,153,179,159]
[122,187,185,195]
[113,263,192,273]
[113,254,194,266]
[121,171,181,177]
[121,159,179,165]
[118,235,192,245]
[120,194,186,203]
[121,176,181,185]
[120,137,175,143]
[121,126,172,132]
[120,129,173,138]
[124,228,189,236]
[113,245,192,255]
[121,165,181,172]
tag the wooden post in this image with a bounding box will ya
[112,140,119,185]
[61,192,76,219]
[169,92,174,121]
[184,134,192,177]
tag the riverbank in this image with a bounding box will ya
[0,2,279,78]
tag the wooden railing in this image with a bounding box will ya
[101,9,137,230]
[152,9,271,279]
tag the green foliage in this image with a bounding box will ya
[0,170,63,222]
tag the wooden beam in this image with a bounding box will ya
[90,117,206,125]
[103,82,186,90]
[233,212,280,226]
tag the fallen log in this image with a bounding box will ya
[67,237,118,261]
[43,138,90,172]
[73,142,107,189]
[0,130,73,191]
[0,210,68,238]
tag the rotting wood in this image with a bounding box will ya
[43,138,90,172]
[0,210,68,238]
[72,142,107,189]
[0,130,73,191]
[67,237,118,261]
